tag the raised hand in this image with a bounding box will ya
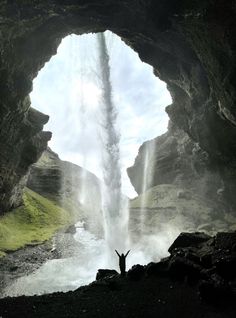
[125,250,130,257]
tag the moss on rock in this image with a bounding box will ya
[0,188,80,257]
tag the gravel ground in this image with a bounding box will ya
[0,229,79,294]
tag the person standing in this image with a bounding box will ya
[115,250,130,276]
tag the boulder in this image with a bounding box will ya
[96,269,118,281]
[127,264,145,281]
[168,232,211,253]
[146,260,169,277]
[214,255,236,280]
[168,255,201,284]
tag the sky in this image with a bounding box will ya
[30,31,172,198]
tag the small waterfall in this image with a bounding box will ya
[140,140,156,235]
[97,33,128,266]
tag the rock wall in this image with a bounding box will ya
[0,105,51,213]
[0,1,236,214]
[27,148,102,234]
[27,147,101,205]
[128,123,236,212]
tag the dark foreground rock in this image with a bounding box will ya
[0,232,236,317]
[0,272,235,318]
[168,232,211,253]
[96,269,118,280]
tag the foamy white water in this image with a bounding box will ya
[2,224,106,297]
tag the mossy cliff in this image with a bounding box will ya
[0,188,79,257]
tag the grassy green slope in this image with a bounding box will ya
[0,188,80,257]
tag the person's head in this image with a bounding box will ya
[121,253,124,257]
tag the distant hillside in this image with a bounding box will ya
[27,148,103,235]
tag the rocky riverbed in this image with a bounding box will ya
[0,225,79,294]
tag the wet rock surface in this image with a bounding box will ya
[0,232,236,317]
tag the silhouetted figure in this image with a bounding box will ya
[115,250,130,276]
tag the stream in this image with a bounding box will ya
[1,222,107,297]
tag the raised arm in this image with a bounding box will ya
[125,250,130,257]
[115,250,120,257]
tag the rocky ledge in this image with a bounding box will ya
[0,232,236,318]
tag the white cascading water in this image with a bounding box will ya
[140,140,156,235]
[97,33,128,266]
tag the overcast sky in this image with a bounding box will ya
[30,31,172,198]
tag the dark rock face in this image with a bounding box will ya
[163,232,236,303]
[0,1,236,215]
[168,232,211,253]
[127,264,145,280]
[0,105,51,213]
[145,260,169,277]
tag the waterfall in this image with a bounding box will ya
[140,140,156,235]
[97,33,128,265]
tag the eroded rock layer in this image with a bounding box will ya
[128,123,236,213]
[27,148,102,233]
[27,148,101,205]
[0,1,236,213]
[27,148,103,234]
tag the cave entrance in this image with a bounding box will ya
[2,31,172,297]
[30,31,171,198]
